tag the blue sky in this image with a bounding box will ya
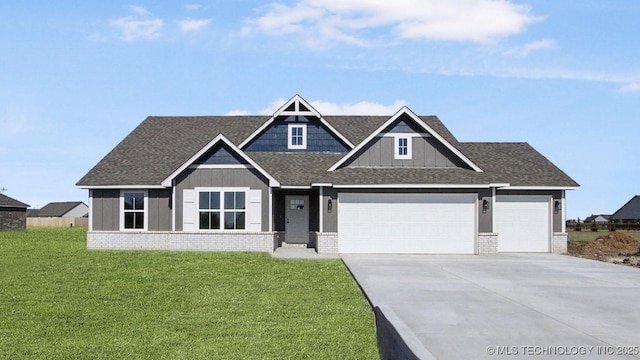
[1,1,638,220]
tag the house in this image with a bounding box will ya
[611,196,640,223]
[77,95,579,254]
[30,202,89,218]
[0,193,30,230]
[584,214,611,224]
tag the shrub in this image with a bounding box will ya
[591,222,598,232]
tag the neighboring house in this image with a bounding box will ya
[584,214,611,224]
[31,202,89,218]
[77,95,579,254]
[611,196,640,223]
[0,193,29,230]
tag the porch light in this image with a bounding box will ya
[554,200,561,214]
[328,198,333,213]
[482,199,489,214]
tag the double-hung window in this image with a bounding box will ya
[122,191,146,230]
[199,190,246,230]
[394,135,412,160]
[288,123,307,150]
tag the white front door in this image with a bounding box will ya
[285,195,309,244]
[338,193,477,254]
[495,195,551,252]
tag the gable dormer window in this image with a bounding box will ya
[394,135,412,160]
[288,123,307,150]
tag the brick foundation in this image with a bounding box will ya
[87,231,275,252]
[478,232,498,255]
[317,232,339,254]
[552,232,568,254]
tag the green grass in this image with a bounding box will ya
[568,230,640,243]
[0,228,379,359]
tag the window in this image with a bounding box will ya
[122,191,146,230]
[394,135,412,159]
[288,123,307,149]
[198,190,245,230]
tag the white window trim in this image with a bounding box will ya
[288,123,307,150]
[120,190,148,231]
[195,187,250,232]
[394,134,412,160]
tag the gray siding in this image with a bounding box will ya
[91,189,119,231]
[322,187,338,232]
[496,190,563,232]
[149,189,172,231]
[383,117,424,133]
[196,144,247,165]
[346,136,465,168]
[478,189,493,233]
[244,116,349,153]
[175,167,270,231]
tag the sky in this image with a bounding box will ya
[0,1,638,220]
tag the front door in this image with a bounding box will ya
[285,195,309,244]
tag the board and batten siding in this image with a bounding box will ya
[91,189,119,231]
[175,167,271,232]
[346,136,466,168]
[91,189,172,231]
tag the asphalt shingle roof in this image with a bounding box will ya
[77,115,578,188]
[611,196,640,220]
[35,202,86,217]
[0,193,29,208]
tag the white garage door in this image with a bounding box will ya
[338,193,476,254]
[495,196,551,252]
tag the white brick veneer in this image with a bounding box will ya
[478,232,498,255]
[87,231,275,252]
[316,232,339,254]
[552,232,568,254]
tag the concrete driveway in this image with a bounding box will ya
[342,253,640,359]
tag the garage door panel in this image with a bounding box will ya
[338,193,476,254]
[495,196,550,252]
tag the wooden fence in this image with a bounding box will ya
[566,222,640,231]
[27,217,88,228]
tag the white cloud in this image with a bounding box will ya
[225,110,251,116]
[112,17,164,41]
[185,4,202,11]
[502,39,556,57]
[237,98,407,115]
[129,5,150,16]
[178,18,212,32]
[618,82,640,93]
[242,0,542,47]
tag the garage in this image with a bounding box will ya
[495,195,551,252]
[338,193,477,254]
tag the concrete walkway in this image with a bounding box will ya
[342,253,640,359]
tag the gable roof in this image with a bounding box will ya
[611,196,640,220]
[77,100,579,189]
[36,201,87,217]
[327,107,482,172]
[0,193,29,208]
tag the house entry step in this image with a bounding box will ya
[281,242,308,249]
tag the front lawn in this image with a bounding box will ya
[0,228,378,359]
[568,230,640,243]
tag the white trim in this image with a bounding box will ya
[78,185,165,189]
[188,164,253,169]
[393,134,412,160]
[319,187,324,233]
[88,189,93,232]
[328,106,483,172]
[238,95,354,149]
[377,133,430,138]
[280,185,312,189]
[561,190,566,233]
[499,186,580,190]
[311,183,333,187]
[192,187,251,232]
[120,190,148,231]
[268,188,273,232]
[171,179,176,232]
[288,123,307,150]
[161,134,280,187]
[333,183,493,189]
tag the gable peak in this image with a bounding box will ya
[274,94,321,118]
